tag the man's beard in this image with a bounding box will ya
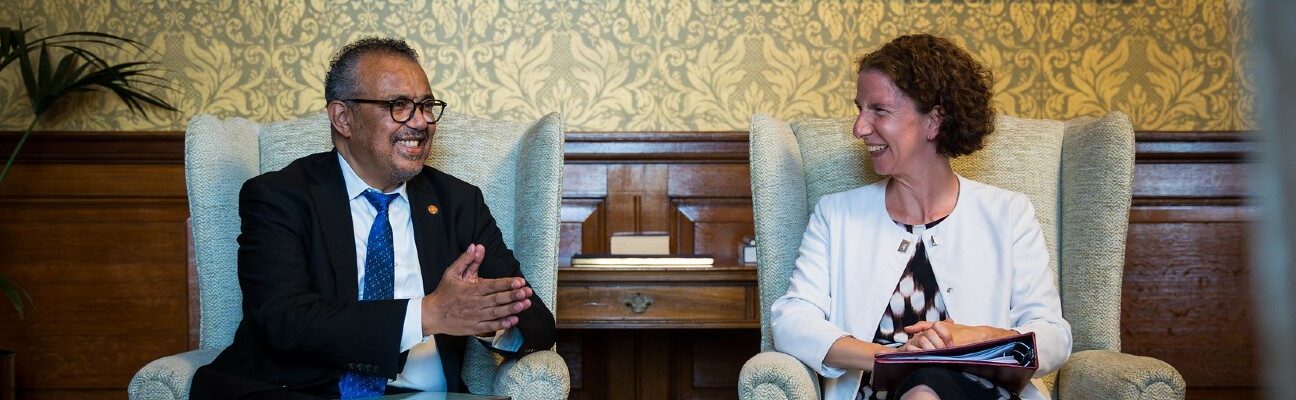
[390,163,422,184]
[389,126,428,184]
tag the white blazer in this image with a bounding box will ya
[771,176,1072,400]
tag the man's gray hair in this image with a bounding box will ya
[324,37,421,103]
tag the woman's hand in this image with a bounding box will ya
[899,319,1016,351]
[825,336,903,372]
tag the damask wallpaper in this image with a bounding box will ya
[0,0,1250,132]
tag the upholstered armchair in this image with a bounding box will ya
[128,111,570,399]
[737,112,1185,399]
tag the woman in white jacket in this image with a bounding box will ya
[770,34,1071,400]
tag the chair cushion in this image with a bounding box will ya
[426,111,528,247]
[259,112,333,173]
[952,116,1064,278]
[791,118,882,211]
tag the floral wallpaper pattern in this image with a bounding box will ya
[0,0,1251,132]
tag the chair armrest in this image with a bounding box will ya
[1058,349,1185,400]
[492,350,570,400]
[127,348,223,400]
[738,351,820,400]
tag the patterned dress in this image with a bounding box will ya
[856,218,1020,400]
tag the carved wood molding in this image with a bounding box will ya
[559,198,607,265]
[1134,131,1251,162]
[564,132,750,162]
[670,198,754,266]
[0,131,184,164]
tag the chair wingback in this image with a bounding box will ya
[1059,113,1135,353]
[427,111,565,307]
[749,114,813,351]
[185,115,260,349]
[748,112,1133,353]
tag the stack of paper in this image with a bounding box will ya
[877,340,1032,365]
[609,232,670,255]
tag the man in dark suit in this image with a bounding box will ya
[190,37,556,399]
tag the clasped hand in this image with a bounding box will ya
[897,319,1014,351]
[420,244,533,336]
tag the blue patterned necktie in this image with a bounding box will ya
[339,189,400,398]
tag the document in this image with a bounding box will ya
[872,332,1038,393]
[879,339,1032,365]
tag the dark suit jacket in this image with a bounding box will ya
[190,150,556,399]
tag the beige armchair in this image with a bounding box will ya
[737,112,1185,399]
[128,111,570,399]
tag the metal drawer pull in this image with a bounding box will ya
[622,293,653,314]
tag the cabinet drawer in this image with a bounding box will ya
[557,284,755,328]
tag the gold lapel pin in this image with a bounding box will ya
[426,204,439,215]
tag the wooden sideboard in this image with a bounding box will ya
[557,133,761,399]
[556,267,758,400]
[557,267,758,330]
[0,129,1258,399]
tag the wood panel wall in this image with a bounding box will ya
[0,130,1256,399]
[0,133,187,400]
[1123,133,1256,399]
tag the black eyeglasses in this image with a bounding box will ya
[342,98,447,124]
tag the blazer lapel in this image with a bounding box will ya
[410,171,465,388]
[407,171,451,294]
[307,151,360,300]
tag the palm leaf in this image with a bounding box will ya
[69,61,179,118]
[7,22,178,121]
[0,275,31,319]
[0,23,147,72]
[0,24,36,71]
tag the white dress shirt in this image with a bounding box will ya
[771,176,1072,400]
[338,153,446,392]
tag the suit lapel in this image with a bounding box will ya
[407,170,451,295]
[410,170,464,389]
[307,151,360,300]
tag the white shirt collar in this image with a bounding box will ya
[337,151,408,202]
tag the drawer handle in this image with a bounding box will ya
[622,293,653,314]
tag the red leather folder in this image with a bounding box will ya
[872,331,1038,393]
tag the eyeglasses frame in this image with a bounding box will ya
[339,97,448,124]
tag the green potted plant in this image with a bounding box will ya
[0,23,176,395]
[0,23,177,319]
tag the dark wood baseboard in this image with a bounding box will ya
[1187,387,1265,400]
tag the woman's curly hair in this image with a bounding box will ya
[858,34,996,158]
